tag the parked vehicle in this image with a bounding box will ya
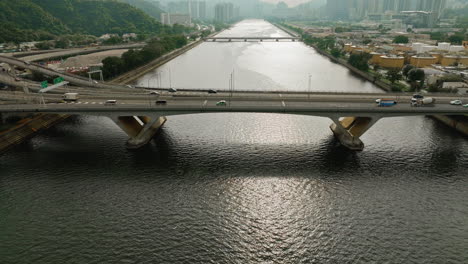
[450,100,462,105]
[149,91,160,95]
[155,100,167,105]
[216,100,227,106]
[104,100,117,105]
[376,99,397,107]
[62,93,79,102]
[411,97,435,107]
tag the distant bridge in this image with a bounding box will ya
[205,37,301,42]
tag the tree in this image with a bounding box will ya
[348,53,372,71]
[448,34,464,45]
[386,69,403,84]
[407,68,425,91]
[102,57,125,79]
[103,36,123,45]
[402,64,415,78]
[330,48,342,58]
[35,41,53,50]
[393,35,409,44]
[55,37,70,49]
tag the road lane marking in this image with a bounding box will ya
[282,100,286,108]
[203,100,208,108]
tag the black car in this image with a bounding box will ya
[412,94,424,99]
[155,100,167,105]
[208,89,217,94]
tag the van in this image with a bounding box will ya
[63,93,79,102]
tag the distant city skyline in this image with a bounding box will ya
[260,0,314,7]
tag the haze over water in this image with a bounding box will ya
[1,20,467,263]
[136,20,382,92]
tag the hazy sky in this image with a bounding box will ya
[260,0,311,7]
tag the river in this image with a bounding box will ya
[1,20,467,263]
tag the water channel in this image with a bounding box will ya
[1,19,467,263]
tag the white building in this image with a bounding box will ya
[161,13,191,25]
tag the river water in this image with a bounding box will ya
[1,20,467,263]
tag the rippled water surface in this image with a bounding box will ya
[1,20,468,263]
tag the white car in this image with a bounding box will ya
[450,100,462,105]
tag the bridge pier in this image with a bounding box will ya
[112,115,167,149]
[329,116,380,151]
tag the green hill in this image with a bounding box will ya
[118,0,164,20]
[0,0,169,43]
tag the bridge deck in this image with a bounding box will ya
[1,99,466,118]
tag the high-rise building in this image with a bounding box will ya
[214,3,234,22]
[326,0,349,19]
[326,0,447,21]
[189,1,207,20]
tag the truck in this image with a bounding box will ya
[63,93,79,102]
[376,99,398,107]
[411,97,435,107]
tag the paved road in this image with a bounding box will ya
[1,97,466,117]
[18,44,145,62]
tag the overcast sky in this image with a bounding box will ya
[260,0,311,7]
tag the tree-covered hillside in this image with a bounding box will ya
[118,0,164,20]
[0,0,174,43]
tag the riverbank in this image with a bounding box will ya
[277,22,468,137]
[0,114,70,154]
[109,39,205,85]
[275,23,392,92]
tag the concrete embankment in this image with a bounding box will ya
[431,115,468,136]
[274,24,300,38]
[275,23,392,91]
[0,114,70,153]
[310,45,393,92]
[110,39,204,85]
[277,23,468,138]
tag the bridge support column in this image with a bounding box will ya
[112,115,167,149]
[329,116,380,151]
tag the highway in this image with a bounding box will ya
[1,96,466,117]
[12,43,145,62]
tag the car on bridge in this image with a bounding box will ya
[104,100,117,105]
[216,100,227,106]
[376,99,397,107]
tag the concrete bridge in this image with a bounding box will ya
[205,37,301,42]
[1,97,466,150]
[0,55,130,90]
